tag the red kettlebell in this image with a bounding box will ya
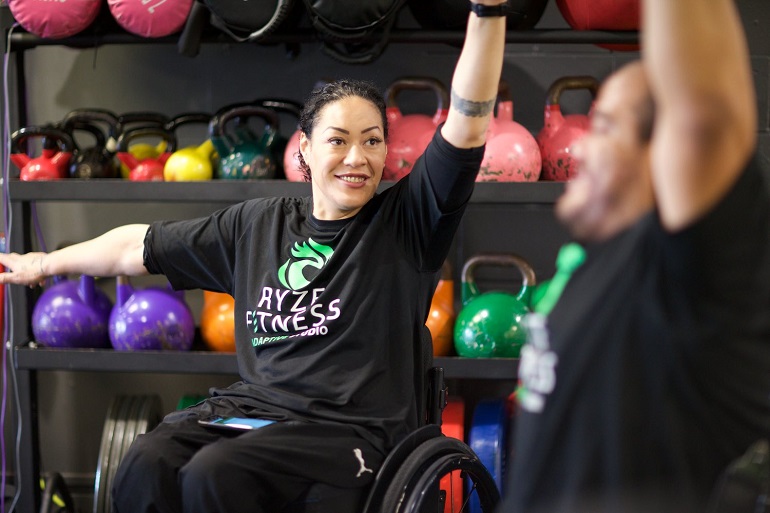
[283,129,305,182]
[11,126,75,181]
[116,127,177,182]
[536,76,599,181]
[114,112,171,178]
[384,77,449,181]
[556,0,640,51]
[478,83,541,182]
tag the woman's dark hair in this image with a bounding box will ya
[295,79,388,181]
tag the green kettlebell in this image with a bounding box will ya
[209,103,280,180]
[454,253,537,359]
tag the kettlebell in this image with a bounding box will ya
[384,77,449,181]
[478,82,542,182]
[209,103,280,180]
[536,76,599,181]
[116,127,177,181]
[115,112,171,178]
[556,0,640,51]
[255,98,303,181]
[256,99,307,183]
[32,275,114,349]
[62,108,121,178]
[109,276,195,351]
[200,290,235,353]
[62,120,119,179]
[163,112,215,181]
[427,261,456,357]
[454,253,536,358]
[10,126,75,181]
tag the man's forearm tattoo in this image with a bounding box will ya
[451,88,496,117]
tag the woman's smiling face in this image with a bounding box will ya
[300,96,387,221]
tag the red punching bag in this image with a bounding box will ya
[556,0,640,51]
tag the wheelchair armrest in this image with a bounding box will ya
[426,367,447,426]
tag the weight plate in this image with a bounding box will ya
[118,396,144,467]
[93,395,164,513]
[93,396,126,513]
[134,395,162,436]
[104,395,135,513]
[468,398,509,513]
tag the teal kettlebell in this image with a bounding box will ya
[454,253,537,358]
[209,103,280,180]
[255,98,303,179]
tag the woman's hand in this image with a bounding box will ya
[0,251,48,288]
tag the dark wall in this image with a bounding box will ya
[2,0,769,508]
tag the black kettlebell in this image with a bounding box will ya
[62,108,121,178]
[62,120,118,179]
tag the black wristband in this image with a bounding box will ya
[469,1,509,17]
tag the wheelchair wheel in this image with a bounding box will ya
[381,435,501,513]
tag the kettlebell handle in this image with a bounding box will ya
[11,125,75,155]
[461,253,537,305]
[63,109,119,138]
[254,98,303,118]
[546,76,600,107]
[116,126,177,154]
[61,120,107,151]
[209,103,280,140]
[165,112,213,134]
[117,112,170,132]
[385,77,449,116]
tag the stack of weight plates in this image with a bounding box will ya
[468,398,510,513]
[93,395,162,513]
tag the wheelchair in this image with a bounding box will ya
[284,327,502,513]
[82,327,500,513]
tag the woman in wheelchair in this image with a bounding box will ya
[0,2,509,512]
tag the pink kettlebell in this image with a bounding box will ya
[384,77,449,181]
[478,83,541,182]
[536,76,599,181]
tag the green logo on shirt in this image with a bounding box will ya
[278,238,334,290]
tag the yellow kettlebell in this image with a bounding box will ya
[163,113,216,181]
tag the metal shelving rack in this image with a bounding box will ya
[1,7,637,511]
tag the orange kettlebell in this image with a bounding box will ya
[200,291,235,353]
[427,262,455,357]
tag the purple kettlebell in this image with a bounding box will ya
[109,276,195,351]
[31,275,113,349]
